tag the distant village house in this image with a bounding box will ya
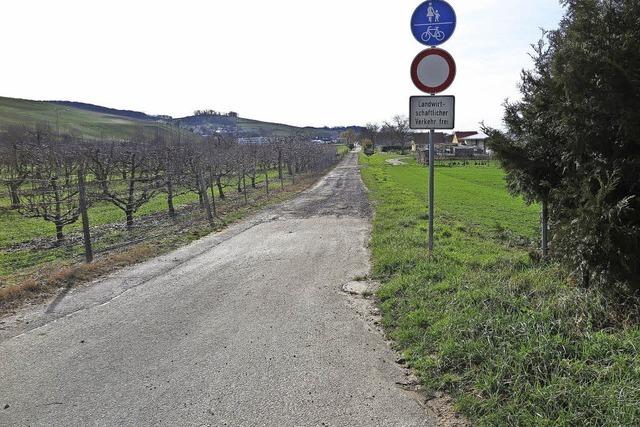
[414,131,490,165]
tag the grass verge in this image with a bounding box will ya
[360,153,640,426]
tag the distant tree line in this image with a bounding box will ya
[192,110,238,118]
[484,0,640,293]
[339,117,412,156]
[0,124,338,261]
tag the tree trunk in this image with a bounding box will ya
[541,199,549,259]
[197,173,214,227]
[167,193,176,217]
[126,157,136,229]
[167,180,176,217]
[265,172,270,196]
[242,174,248,205]
[581,265,590,289]
[251,175,256,188]
[55,222,64,242]
[8,183,20,209]
[209,174,217,217]
[125,209,134,230]
[216,177,225,200]
[78,167,93,263]
[49,177,66,243]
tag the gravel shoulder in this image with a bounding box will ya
[0,153,437,426]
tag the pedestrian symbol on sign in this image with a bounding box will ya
[411,0,457,46]
[427,2,441,23]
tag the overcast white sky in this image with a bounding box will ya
[1,0,564,130]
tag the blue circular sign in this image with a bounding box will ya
[410,0,457,46]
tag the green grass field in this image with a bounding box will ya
[0,96,169,139]
[336,144,350,155]
[360,153,640,425]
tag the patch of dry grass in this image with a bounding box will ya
[0,244,158,311]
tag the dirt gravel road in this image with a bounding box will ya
[0,153,435,426]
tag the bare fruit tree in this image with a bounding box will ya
[0,126,36,209]
[90,137,163,230]
[383,116,411,154]
[17,132,82,242]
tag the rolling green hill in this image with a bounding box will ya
[238,117,301,137]
[177,114,350,139]
[0,96,169,139]
[0,96,361,140]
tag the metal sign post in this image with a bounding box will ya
[409,0,457,255]
[428,114,435,253]
[410,95,454,253]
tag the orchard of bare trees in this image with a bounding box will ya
[0,125,339,262]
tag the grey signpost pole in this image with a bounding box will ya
[428,105,435,254]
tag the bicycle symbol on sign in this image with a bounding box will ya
[421,26,445,43]
[411,0,456,45]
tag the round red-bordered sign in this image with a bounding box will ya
[410,48,456,94]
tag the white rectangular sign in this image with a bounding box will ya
[410,96,455,130]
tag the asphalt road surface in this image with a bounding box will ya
[0,153,435,426]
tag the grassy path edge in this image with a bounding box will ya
[359,153,640,426]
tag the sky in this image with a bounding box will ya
[0,0,565,130]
